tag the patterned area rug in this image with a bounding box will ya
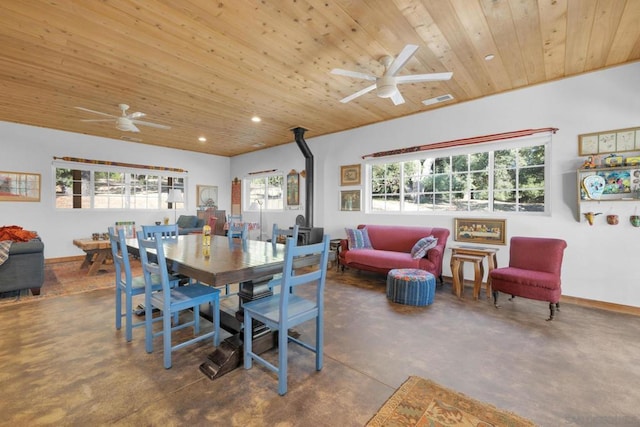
[367,376,536,427]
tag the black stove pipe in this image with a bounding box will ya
[292,127,313,227]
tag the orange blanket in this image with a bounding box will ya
[0,225,38,242]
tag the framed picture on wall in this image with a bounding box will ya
[340,164,361,186]
[340,190,361,211]
[287,170,300,206]
[0,171,41,202]
[453,218,506,245]
[196,185,218,208]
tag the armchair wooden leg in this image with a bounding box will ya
[492,291,500,308]
[547,302,556,321]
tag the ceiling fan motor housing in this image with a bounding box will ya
[376,76,397,98]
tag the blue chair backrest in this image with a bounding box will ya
[141,224,179,239]
[108,226,132,287]
[278,235,330,314]
[137,232,171,293]
[272,224,299,248]
[228,221,249,245]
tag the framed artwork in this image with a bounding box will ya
[340,164,361,186]
[340,189,361,211]
[196,185,218,208]
[454,218,506,245]
[578,126,640,155]
[287,171,300,206]
[0,171,41,202]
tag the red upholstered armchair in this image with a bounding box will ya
[489,237,567,321]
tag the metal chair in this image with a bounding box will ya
[243,235,330,395]
[137,232,221,369]
[108,226,179,342]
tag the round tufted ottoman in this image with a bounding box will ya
[386,268,436,306]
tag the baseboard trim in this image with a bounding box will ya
[45,255,84,265]
[559,295,640,317]
[445,276,640,317]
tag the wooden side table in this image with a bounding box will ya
[449,246,499,300]
[451,254,484,299]
[73,238,113,276]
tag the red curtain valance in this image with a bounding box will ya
[362,127,558,159]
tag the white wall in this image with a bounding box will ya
[231,62,640,307]
[1,123,230,258]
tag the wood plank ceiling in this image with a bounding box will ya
[0,1,638,157]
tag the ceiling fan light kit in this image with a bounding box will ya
[331,44,453,106]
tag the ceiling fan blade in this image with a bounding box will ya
[385,44,419,76]
[80,119,115,123]
[127,112,146,119]
[331,68,376,81]
[74,106,117,118]
[131,119,171,130]
[390,90,405,105]
[395,72,453,83]
[339,84,377,103]
[129,123,140,132]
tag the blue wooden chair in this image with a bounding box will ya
[243,235,330,395]
[227,221,249,245]
[108,226,179,342]
[268,224,300,291]
[271,224,299,248]
[141,224,179,239]
[137,232,221,369]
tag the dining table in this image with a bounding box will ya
[125,233,322,380]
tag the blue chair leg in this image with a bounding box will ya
[144,292,154,354]
[115,286,122,331]
[125,292,134,342]
[163,308,173,369]
[278,327,288,395]
[316,314,323,371]
[194,305,200,334]
[243,313,253,369]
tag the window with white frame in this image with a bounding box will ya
[54,161,186,210]
[369,137,548,213]
[244,172,284,211]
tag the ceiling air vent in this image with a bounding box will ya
[422,94,454,106]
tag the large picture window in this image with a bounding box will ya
[55,162,185,210]
[369,141,547,214]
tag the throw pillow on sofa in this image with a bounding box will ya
[345,227,372,250]
[411,236,438,259]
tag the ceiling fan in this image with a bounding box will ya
[74,104,171,133]
[331,44,453,105]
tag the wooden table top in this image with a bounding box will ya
[126,234,289,286]
[73,238,112,250]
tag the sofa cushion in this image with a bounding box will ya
[345,227,372,250]
[345,249,422,270]
[411,236,438,259]
[177,215,197,229]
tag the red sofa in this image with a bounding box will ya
[339,224,450,282]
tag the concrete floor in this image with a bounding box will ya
[1,263,640,426]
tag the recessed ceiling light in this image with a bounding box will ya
[198,136,207,142]
[251,116,261,123]
[484,54,495,61]
[253,142,265,147]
